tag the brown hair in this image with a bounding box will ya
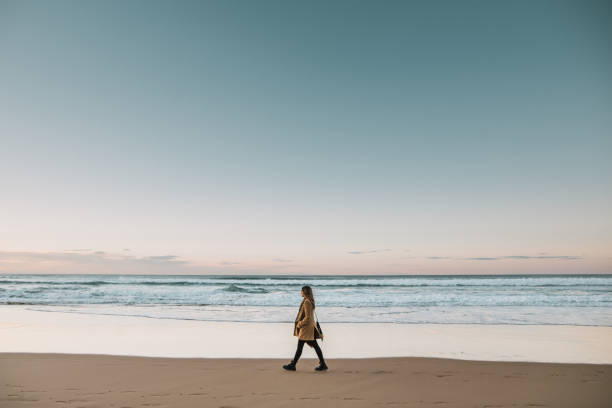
[301,285,315,308]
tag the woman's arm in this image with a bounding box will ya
[297,300,313,328]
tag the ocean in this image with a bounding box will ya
[1,274,611,326]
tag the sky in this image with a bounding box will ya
[0,0,611,275]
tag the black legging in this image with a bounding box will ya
[292,339,325,365]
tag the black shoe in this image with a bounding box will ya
[315,363,328,371]
[283,362,296,371]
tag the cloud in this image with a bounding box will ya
[272,258,293,263]
[427,255,583,261]
[0,251,308,275]
[465,257,500,261]
[220,261,241,265]
[0,251,106,264]
[347,249,392,255]
[503,255,582,260]
[0,250,188,273]
[145,255,181,262]
[126,254,187,265]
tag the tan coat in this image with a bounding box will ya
[293,298,317,341]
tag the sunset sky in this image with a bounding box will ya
[1,1,610,274]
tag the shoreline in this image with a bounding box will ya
[3,352,612,365]
[2,353,611,408]
[5,303,612,327]
[2,306,611,364]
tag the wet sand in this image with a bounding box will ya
[2,306,611,363]
[1,353,611,408]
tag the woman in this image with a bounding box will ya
[283,285,328,371]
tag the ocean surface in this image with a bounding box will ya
[1,274,611,326]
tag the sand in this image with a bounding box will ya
[2,306,611,407]
[2,306,612,363]
[1,353,611,408]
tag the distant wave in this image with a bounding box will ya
[222,284,269,294]
[1,278,610,288]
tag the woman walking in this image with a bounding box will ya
[283,285,328,371]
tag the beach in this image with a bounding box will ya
[2,275,611,407]
[2,306,612,363]
[2,306,612,407]
[2,353,611,408]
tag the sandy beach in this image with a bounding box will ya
[2,306,612,364]
[2,353,611,408]
[2,305,611,407]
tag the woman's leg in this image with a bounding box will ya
[306,339,326,365]
[292,340,306,364]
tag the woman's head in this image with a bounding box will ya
[301,285,315,307]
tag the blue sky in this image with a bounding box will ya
[1,0,610,274]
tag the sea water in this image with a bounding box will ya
[1,274,610,326]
